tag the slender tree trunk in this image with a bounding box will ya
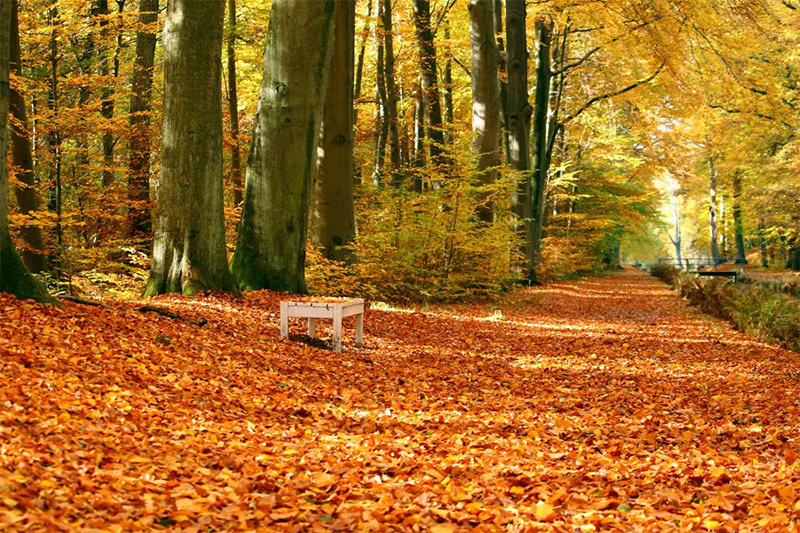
[708,151,721,265]
[505,0,532,280]
[414,0,446,173]
[9,0,46,273]
[353,0,372,131]
[311,0,356,264]
[372,14,388,187]
[144,0,236,296]
[758,218,768,268]
[47,2,63,280]
[443,19,454,145]
[494,0,509,163]
[672,191,683,270]
[127,0,157,239]
[227,0,243,207]
[97,0,118,188]
[469,0,500,224]
[529,17,552,284]
[380,0,401,185]
[231,0,336,293]
[732,171,747,264]
[413,81,425,192]
[1,1,54,303]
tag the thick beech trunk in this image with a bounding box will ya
[413,0,446,171]
[311,0,356,264]
[529,18,552,284]
[732,171,747,264]
[9,0,46,273]
[469,0,500,223]
[1,2,54,303]
[144,0,235,296]
[708,152,722,265]
[231,0,336,293]
[127,0,157,238]
[227,0,243,207]
[505,0,532,280]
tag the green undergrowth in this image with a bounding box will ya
[650,264,800,353]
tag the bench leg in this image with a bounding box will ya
[280,302,289,338]
[308,317,316,337]
[332,306,342,352]
[355,313,363,348]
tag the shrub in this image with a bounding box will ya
[672,274,800,353]
[650,262,680,284]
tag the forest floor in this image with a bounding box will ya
[1,268,799,531]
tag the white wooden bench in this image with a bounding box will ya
[280,299,364,352]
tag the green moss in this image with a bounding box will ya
[0,231,57,304]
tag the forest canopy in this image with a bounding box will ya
[1,0,799,302]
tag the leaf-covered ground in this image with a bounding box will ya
[1,269,798,531]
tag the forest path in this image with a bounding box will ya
[1,269,799,530]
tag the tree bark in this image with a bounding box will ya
[708,152,722,265]
[529,17,552,284]
[9,0,46,273]
[758,218,768,268]
[469,0,500,224]
[505,0,532,280]
[231,0,336,293]
[311,0,356,264]
[413,0,446,173]
[732,171,747,264]
[97,0,117,189]
[144,0,236,296]
[0,1,54,303]
[126,0,158,239]
[672,190,683,270]
[227,0,243,207]
[494,0,509,163]
[443,19,454,145]
[380,0,401,185]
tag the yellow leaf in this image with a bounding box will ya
[430,524,457,533]
[510,486,525,495]
[535,502,555,521]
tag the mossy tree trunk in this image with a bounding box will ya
[144,0,236,297]
[9,0,47,273]
[231,0,336,293]
[311,0,356,265]
[1,2,55,303]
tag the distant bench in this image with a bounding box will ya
[692,271,739,282]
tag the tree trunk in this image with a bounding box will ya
[372,8,388,188]
[227,0,243,207]
[494,0,509,163]
[672,191,683,270]
[529,17,552,284]
[442,19,454,146]
[708,152,722,265]
[732,171,747,264]
[469,0,500,224]
[47,2,63,280]
[9,0,46,273]
[0,2,54,303]
[353,0,372,130]
[144,0,236,296]
[413,0,446,173]
[758,218,768,268]
[380,0,401,185]
[231,0,336,293]
[126,0,158,239]
[505,0,532,280]
[311,0,356,264]
[97,0,117,188]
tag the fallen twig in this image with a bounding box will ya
[136,305,208,327]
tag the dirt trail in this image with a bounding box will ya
[1,269,798,530]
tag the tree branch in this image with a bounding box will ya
[563,60,665,123]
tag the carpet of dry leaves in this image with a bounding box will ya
[1,269,798,531]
